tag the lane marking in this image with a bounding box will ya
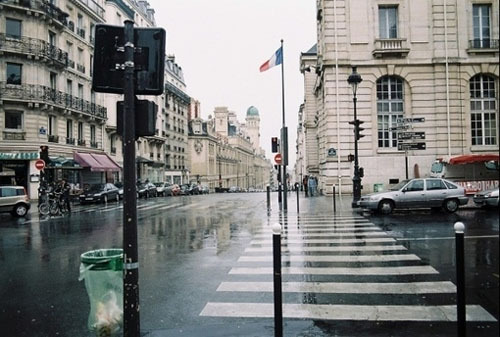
[254,227,382,234]
[229,266,439,275]
[245,245,407,253]
[238,254,420,263]
[217,281,456,294]
[157,203,183,210]
[200,303,497,322]
[397,235,499,241]
[252,231,388,238]
[250,238,396,245]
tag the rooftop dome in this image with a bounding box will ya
[246,106,259,116]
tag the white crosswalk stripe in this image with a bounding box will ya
[238,254,420,263]
[250,238,396,244]
[245,245,407,253]
[252,231,388,238]
[229,265,440,275]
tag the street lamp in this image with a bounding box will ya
[347,66,363,208]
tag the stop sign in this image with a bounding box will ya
[274,153,282,165]
[35,159,45,170]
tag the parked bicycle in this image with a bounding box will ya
[49,191,69,215]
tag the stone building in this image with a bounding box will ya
[297,0,499,195]
[0,0,117,198]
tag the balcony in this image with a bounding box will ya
[76,63,85,74]
[48,135,59,143]
[77,139,86,146]
[90,141,98,148]
[372,38,410,58]
[3,130,25,140]
[77,28,86,39]
[0,82,107,120]
[1,0,70,27]
[467,39,499,54]
[66,137,75,145]
[0,34,68,68]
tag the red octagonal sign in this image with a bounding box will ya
[274,153,282,165]
[35,159,45,170]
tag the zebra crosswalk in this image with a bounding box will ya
[200,214,497,324]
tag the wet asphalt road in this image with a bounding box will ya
[0,192,498,337]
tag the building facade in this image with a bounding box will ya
[297,0,499,195]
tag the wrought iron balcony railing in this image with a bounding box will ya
[76,63,86,74]
[3,130,25,140]
[66,137,75,145]
[48,135,59,143]
[67,59,75,69]
[1,0,69,26]
[77,139,86,146]
[0,82,107,120]
[0,33,68,67]
[468,39,499,50]
[77,28,86,39]
[90,141,98,148]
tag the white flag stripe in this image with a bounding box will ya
[244,245,407,253]
[229,266,439,275]
[250,238,396,245]
[217,281,456,294]
[252,232,388,238]
[238,254,420,263]
[200,303,497,322]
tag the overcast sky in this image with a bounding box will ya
[149,0,317,165]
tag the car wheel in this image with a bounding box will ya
[103,195,108,204]
[13,204,28,217]
[378,199,394,215]
[443,199,459,213]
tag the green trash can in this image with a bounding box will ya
[373,183,384,193]
[79,249,123,335]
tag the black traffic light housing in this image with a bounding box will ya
[92,24,166,95]
[39,146,50,164]
[349,119,365,141]
[271,137,279,153]
[117,99,157,138]
[359,167,364,178]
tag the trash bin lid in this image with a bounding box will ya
[81,249,123,271]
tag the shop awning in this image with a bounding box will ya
[448,154,499,165]
[74,152,121,172]
[136,156,154,164]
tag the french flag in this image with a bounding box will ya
[259,47,283,72]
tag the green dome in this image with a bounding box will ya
[246,106,259,116]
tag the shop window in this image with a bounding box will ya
[6,18,21,39]
[5,110,23,129]
[6,63,22,85]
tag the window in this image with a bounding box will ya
[6,18,21,39]
[48,115,56,135]
[377,76,404,148]
[67,79,73,95]
[426,179,447,191]
[470,74,497,145]
[48,31,56,46]
[78,84,84,99]
[66,119,73,138]
[472,4,491,48]
[6,63,22,85]
[5,110,23,129]
[50,72,57,90]
[405,179,424,192]
[78,122,83,140]
[379,6,398,39]
[90,125,96,143]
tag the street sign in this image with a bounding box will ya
[396,117,425,124]
[274,153,282,165]
[389,124,410,131]
[397,142,426,151]
[35,159,45,170]
[397,132,426,140]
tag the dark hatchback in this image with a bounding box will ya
[79,183,120,204]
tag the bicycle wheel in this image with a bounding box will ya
[49,200,60,215]
[38,202,50,216]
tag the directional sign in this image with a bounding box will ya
[274,153,282,165]
[389,124,410,131]
[396,117,425,124]
[397,132,426,140]
[35,159,45,170]
[397,142,426,151]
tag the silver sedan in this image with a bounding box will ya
[358,178,469,214]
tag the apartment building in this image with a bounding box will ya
[297,0,499,195]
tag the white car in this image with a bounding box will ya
[473,188,499,208]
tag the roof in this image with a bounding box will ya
[448,154,499,165]
[246,106,259,116]
[303,44,317,55]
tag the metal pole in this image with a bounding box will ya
[280,39,287,212]
[122,20,140,337]
[352,93,361,208]
[278,182,282,204]
[333,185,336,213]
[267,185,271,211]
[405,151,409,180]
[272,223,283,337]
[296,187,299,213]
[455,222,466,337]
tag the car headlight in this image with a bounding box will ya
[94,193,102,197]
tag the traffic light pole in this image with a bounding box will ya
[122,20,140,337]
[352,95,362,208]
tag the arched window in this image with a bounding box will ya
[470,74,497,145]
[377,76,404,148]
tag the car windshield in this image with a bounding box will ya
[88,184,104,192]
[390,180,409,191]
[114,182,123,188]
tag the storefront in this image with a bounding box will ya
[0,152,39,198]
[74,152,121,188]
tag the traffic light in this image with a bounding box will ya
[117,99,157,138]
[271,137,279,153]
[40,146,50,164]
[348,119,365,140]
[359,167,364,178]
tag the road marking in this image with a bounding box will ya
[245,245,407,253]
[138,204,161,211]
[157,203,183,210]
[250,238,396,245]
[238,254,420,263]
[101,205,123,212]
[229,265,439,275]
[217,281,456,294]
[254,227,382,234]
[253,231,388,238]
[200,303,497,322]
[277,224,376,228]
[397,235,499,241]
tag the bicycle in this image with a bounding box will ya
[49,191,70,216]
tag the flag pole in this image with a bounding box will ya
[280,39,288,212]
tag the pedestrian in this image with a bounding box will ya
[308,175,317,197]
[303,175,308,197]
[60,179,71,213]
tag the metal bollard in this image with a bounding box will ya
[296,188,299,213]
[454,221,466,337]
[333,185,336,213]
[278,184,282,204]
[272,223,283,337]
[267,185,271,211]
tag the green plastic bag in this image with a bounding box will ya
[79,249,123,336]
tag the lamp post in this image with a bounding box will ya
[347,66,363,208]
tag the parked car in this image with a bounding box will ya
[189,183,202,195]
[200,185,210,194]
[358,178,469,214]
[179,184,191,195]
[229,186,240,193]
[137,182,157,198]
[154,182,167,196]
[114,182,124,199]
[0,186,30,217]
[79,183,120,204]
[473,187,499,208]
[164,183,180,196]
